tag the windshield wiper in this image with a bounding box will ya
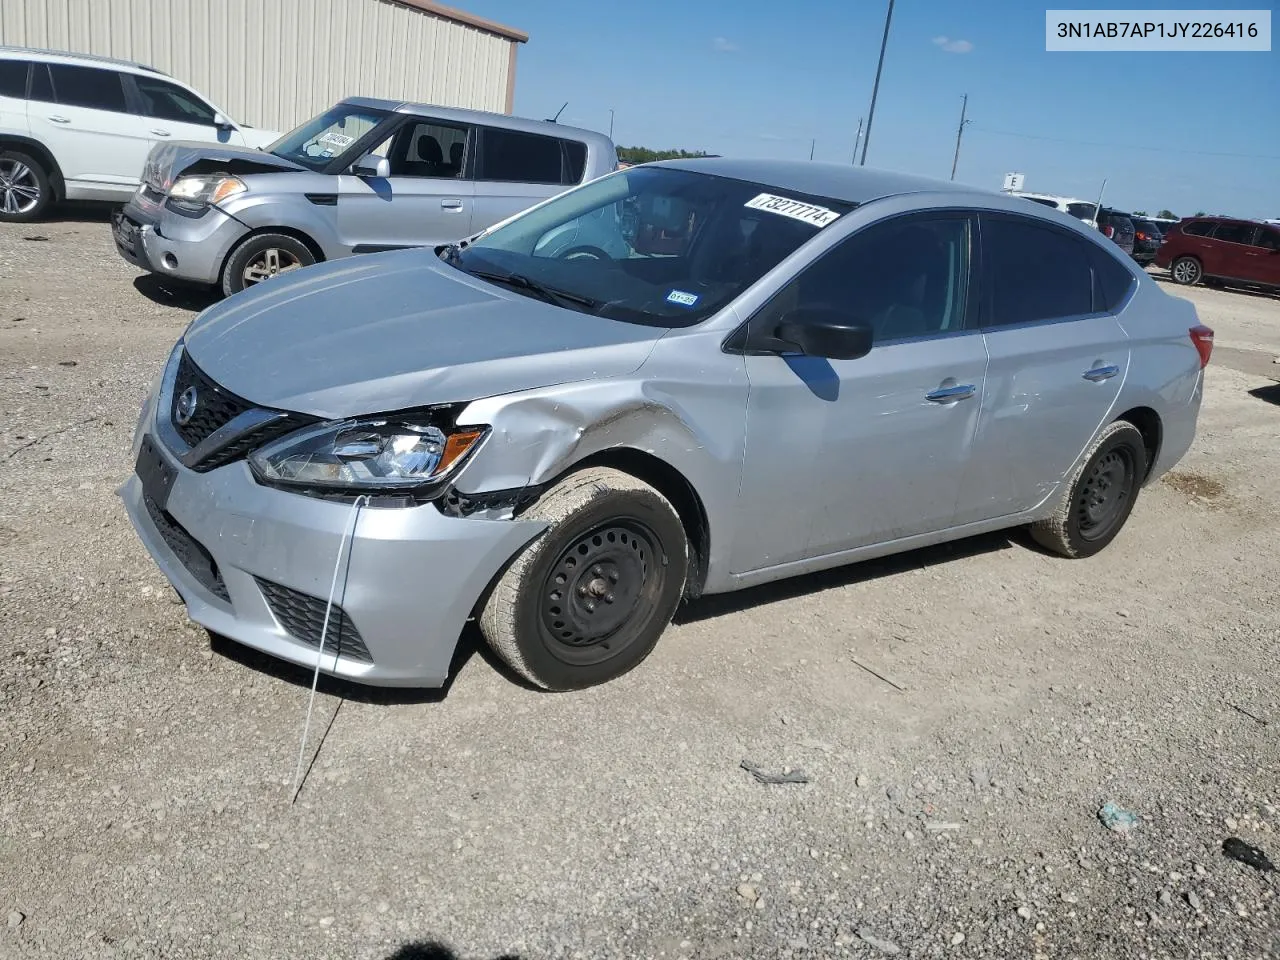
[463,268,601,313]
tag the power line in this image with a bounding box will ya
[970,125,1280,162]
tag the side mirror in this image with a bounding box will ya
[213,112,234,131]
[774,308,873,361]
[352,154,390,178]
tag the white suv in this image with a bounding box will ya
[0,46,278,222]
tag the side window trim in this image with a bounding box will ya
[0,58,33,99]
[976,210,1118,331]
[726,208,981,356]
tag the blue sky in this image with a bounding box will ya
[454,0,1278,219]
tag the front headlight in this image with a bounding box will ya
[249,418,486,492]
[167,174,246,210]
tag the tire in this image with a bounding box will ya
[221,232,315,297]
[479,467,689,691]
[0,150,53,223]
[1170,256,1202,286]
[1030,420,1148,559]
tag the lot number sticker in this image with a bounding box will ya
[744,193,842,228]
[666,289,700,307]
[318,131,356,149]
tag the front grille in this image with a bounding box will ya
[196,418,302,471]
[143,496,230,602]
[255,578,374,663]
[172,351,253,449]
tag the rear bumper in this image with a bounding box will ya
[114,196,248,286]
[118,374,547,687]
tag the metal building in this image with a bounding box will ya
[0,0,527,132]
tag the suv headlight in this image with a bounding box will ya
[249,418,486,492]
[167,174,246,211]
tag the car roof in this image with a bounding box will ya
[0,45,167,76]
[647,157,998,205]
[342,96,614,148]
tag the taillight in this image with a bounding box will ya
[1102,225,1115,238]
[1135,231,1147,241]
[1190,324,1214,368]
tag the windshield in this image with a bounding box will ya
[448,166,855,327]
[266,104,389,170]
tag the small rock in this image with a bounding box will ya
[736,884,758,903]
[903,829,914,841]
[1116,609,1130,618]
[58,360,78,367]
[8,911,24,929]
[376,901,390,914]
[1017,906,1032,920]
[951,932,965,946]
[1158,890,1173,907]
[856,774,868,788]
[318,916,335,927]
[856,928,900,955]
[1186,891,1202,912]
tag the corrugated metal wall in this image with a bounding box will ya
[0,0,515,133]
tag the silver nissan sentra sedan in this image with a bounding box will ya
[120,158,1214,691]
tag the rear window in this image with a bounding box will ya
[1181,220,1214,237]
[564,140,588,183]
[982,215,1095,326]
[477,127,580,185]
[1211,222,1256,245]
[1067,202,1099,220]
[0,59,27,99]
[47,63,128,113]
[1088,245,1136,312]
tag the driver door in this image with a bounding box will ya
[336,116,475,252]
[730,212,986,574]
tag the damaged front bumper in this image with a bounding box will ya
[113,190,249,286]
[118,380,548,687]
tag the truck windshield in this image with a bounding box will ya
[266,105,389,171]
[447,166,855,328]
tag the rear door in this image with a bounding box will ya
[1210,221,1263,281]
[26,62,151,190]
[1249,225,1280,286]
[469,126,582,233]
[125,72,246,150]
[336,115,475,251]
[0,58,30,135]
[956,212,1133,524]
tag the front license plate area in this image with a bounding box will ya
[136,435,176,511]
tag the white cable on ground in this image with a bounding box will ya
[290,494,369,803]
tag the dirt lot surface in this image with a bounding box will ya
[2,210,1278,960]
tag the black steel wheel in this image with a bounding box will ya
[479,467,688,690]
[1030,420,1147,558]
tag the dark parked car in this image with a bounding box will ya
[1092,208,1136,257]
[1129,217,1163,266]
[1156,217,1280,290]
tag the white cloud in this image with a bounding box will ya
[712,36,739,52]
[932,35,974,53]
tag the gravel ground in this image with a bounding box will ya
[2,210,1278,960]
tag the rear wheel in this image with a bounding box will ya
[1030,420,1147,559]
[479,467,688,691]
[221,232,315,297]
[1170,256,1202,286]
[0,150,52,223]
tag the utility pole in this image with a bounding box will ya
[809,138,815,161]
[859,0,895,166]
[852,117,864,163]
[608,109,614,139]
[950,94,970,181]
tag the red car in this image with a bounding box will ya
[1156,217,1280,291]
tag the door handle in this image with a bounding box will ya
[150,128,171,137]
[47,115,71,123]
[925,384,976,402]
[1082,364,1120,382]
[441,198,464,210]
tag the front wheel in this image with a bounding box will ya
[1170,256,1202,286]
[1030,420,1147,559]
[221,233,316,297]
[479,467,688,691]
[0,150,53,223]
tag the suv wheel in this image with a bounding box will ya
[221,233,316,297]
[1170,256,1202,286]
[0,150,53,223]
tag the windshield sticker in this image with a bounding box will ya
[666,289,700,307]
[317,131,356,149]
[744,193,842,228]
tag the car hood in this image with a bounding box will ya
[181,251,666,419]
[141,140,304,191]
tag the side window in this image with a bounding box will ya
[47,63,129,113]
[132,75,217,125]
[386,119,468,178]
[29,63,53,103]
[982,216,1093,326]
[1087,244,1136,313]
[1211,222,1257,245]
[760,216,972,344]
[563,139,587,183]
[0,60,28,99]
[1181,220,1213,237]
[477,128,564,184]
[1255,228,1280,252]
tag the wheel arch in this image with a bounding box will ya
[221,225,326,280]
[0,135,65,200]
[1114,405,1162,483]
